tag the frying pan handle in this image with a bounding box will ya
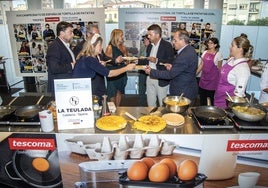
[4,161,21,181]
[206,97,211,106]
[8,96,18,106]
[36,95,44,105]
[249,92,255,105]
[125,112,138,121]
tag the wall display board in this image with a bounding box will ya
[119,8,222,56]
[6,8,105,77]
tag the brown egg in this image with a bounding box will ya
[32,157,50,172]
[141,157,156,170]
[160,158,177,178]
[177,159,198,181]
[127,161,148,181]
[148,163,170,182]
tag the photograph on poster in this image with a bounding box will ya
[13,20,101,74]
[42,22,56,42]
[119,8,221,57]
[18,56,33,73]
[7,8,106,77]
[70,21,100,50]
[28,23,42,41]
[31,41,44,58]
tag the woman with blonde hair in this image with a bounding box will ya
[105,29,129,106]
[214,36,251,108]
[72,33,135,99]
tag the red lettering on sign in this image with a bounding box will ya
[160,16,176,21]
[227,139,268,151]
[8,138,56,150]
[45,17,60,22]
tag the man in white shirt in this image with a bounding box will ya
[145,24,174,107]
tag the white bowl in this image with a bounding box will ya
[238,172,260,188]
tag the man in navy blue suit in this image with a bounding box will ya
[144,24,174,107]
[46,21,76,94]
[145,29,198,103]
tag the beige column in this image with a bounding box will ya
[208,0,223,9]
[194,0,205,9]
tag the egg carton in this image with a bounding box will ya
[66,135,177,160]
[65,135,122,155]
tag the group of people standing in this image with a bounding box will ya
[46,21,267,109]
[46,21,135,106]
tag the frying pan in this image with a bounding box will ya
[15,95,44,119]
[194,98,228,123]
[0,97,18,119]
[5,150,62,188]
[232,103,266,122]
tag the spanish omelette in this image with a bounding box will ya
[133,115,166,133]
[96,115,127,131]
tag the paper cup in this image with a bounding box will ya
[39,110,54,132]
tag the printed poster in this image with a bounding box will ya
[6,8,105,77]
[119,8,222,56]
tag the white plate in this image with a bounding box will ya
[251,66,262,71]
[138,56,147,59]
[122,56,138,61]
[135,65,146,70]
[162,113,185,127]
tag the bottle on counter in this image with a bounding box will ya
[92,95,100,118]
[101,95,111,117]
[93,96,99,111]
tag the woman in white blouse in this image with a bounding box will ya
[259,61,268,103]
[214,36,251,108]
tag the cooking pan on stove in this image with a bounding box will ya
[193,98,228,123]
[0,97,18,119]
[5,150,62,188]
[15,95,44,119]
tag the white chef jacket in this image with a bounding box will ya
[259,63,268,103]
[227,57,251,97]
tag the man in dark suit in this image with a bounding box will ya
[46,21,75,94]
[145,29,198,103]
[143,24,174,107]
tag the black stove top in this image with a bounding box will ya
[0,112,41,126]
[190,108,235,129]
[230,114,268,130]
[190,108,268,130]
[0,96,54,126]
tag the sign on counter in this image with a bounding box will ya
[54,78,94,130]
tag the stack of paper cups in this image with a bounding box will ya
[39,110,54,132]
